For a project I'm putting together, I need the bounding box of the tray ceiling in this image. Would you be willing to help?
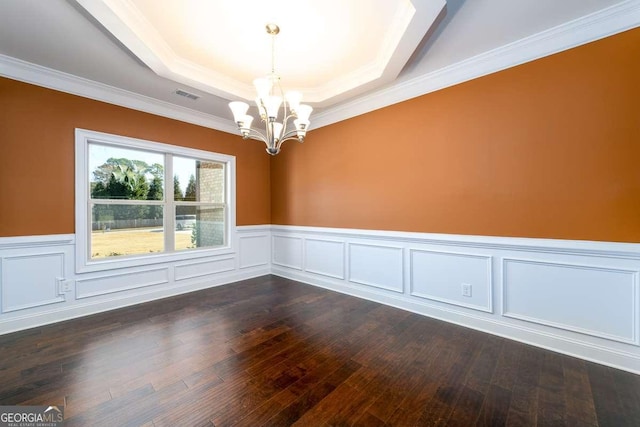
[76,0,445,106]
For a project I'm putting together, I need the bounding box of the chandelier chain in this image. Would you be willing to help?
[271,31,275,76]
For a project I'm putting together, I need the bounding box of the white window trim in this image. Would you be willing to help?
[75,128,236,273]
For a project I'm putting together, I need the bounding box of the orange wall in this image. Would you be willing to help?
[0,78,270,237]
[271,28,640,243]
[2,28,639,242]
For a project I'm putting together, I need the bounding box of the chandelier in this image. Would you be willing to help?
[229,24,313,155]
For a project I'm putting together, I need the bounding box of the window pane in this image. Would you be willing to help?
[91,204,164,258]
[89,143,164,201]
[175,206,225,250]
[174,157,224,203]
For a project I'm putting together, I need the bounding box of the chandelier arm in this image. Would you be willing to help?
[280,116,297,137]
[279,122,290,140]
[282,114,297,124]
[277,135,303,150]
[243,128,268,144]
[280,129,300,140]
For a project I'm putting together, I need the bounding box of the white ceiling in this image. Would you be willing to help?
[74,0,446,105]
[0,0,637,133]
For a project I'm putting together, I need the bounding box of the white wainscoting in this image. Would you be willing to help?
[3,224,640,374]
[238,233,270,269]
[0,226,270,335]
[410,249,493,313]
[272,235,303,270]
[502,258,638,345]
[270,225,640,374]
[305,238,345,280]
[175,257,236,281]
[1,252,67,312]
[76,267,170,299]
[349,243,404,292]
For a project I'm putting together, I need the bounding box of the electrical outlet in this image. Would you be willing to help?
[461,283,472,297]
[57,278,73,295]
[62,281,73,292]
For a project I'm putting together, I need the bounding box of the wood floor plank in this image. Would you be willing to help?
[505,343,543,426]
[587,363,636,427]
[61,388,112,419]
[386,344,460,425]
[611,365,640,425]
[365,356,435,422]
[355,411,390,427]
[464,334,504,395]
[537,352,567,426]
[228,355,347,426]
[446,385,485,426]
[491,341,526,391]
[1,275,639,426]
[291,380,370,426]
[414,358,476,426]
[63,383,157,427]
[476,384,512,427]
[562,357,598,427]
[226,324,292,353]
[267,359,361,426]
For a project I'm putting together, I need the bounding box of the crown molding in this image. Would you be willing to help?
[1,1,638,134]
[311,0,640,129]
[0,53,238,135]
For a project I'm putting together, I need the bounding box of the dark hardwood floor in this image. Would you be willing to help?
[1,275,639,426]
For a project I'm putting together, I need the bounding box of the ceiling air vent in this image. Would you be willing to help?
[174,89,200,100]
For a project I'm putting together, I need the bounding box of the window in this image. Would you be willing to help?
[75,129,236,272]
